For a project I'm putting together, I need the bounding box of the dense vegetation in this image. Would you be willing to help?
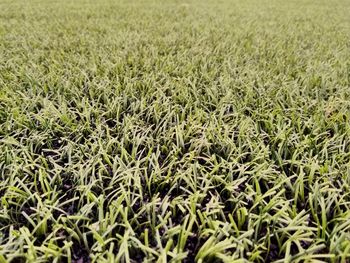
[1,0,350,262]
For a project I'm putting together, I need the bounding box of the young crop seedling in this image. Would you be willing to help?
[1,0,350,262]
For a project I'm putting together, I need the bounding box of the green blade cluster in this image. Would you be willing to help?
[1,0,350,262]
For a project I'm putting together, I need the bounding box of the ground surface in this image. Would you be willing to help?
[1,0,350,262]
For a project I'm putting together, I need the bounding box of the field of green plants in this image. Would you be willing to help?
[1,0,350,262]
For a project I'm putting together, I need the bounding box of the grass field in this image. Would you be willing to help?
[1,0,350,262]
